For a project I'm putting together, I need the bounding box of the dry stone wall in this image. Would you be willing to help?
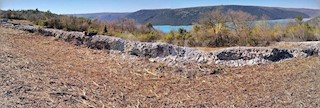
[1,19,319,66]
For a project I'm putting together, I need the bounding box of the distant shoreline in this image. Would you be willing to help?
[154,18,312,33]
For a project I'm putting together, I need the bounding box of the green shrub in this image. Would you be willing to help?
[160,29,193,46]
[3,9,320,48]
[161,31,175,44]
[39,19,49,27]
[137,31,159,42]
[86,26,98,36]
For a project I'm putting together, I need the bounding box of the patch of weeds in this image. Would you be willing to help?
[156,63,166,72]
[211,67,224,74]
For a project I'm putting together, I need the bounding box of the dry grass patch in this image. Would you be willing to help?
[0,27,319,107]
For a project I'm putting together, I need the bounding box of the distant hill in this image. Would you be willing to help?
[71,5,320,25]
[69,12,129,22]
[306,16,320,27]
[280,8,320,17]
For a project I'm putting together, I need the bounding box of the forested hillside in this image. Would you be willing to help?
[69,13,129,22]
[71,5,319,25]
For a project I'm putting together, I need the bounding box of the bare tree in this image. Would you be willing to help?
[226,10,257,37]
[200,9,227,30]
[106,21,118,33]
[116,18,137,33]
[123,19,137,33]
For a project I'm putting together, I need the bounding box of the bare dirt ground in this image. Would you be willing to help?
[0,27,319,107]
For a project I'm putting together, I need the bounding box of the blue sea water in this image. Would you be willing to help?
[153,25,193,33]
[154,18,311,33]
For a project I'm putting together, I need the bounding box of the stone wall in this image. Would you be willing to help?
[1,19,319,66]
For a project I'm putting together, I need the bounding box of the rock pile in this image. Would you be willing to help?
[1,19,319,66]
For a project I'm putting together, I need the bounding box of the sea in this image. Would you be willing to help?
[153,18,311,33]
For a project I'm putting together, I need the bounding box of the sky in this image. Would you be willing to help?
[0,0,319,14]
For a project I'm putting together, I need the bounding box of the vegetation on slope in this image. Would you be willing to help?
[126,5,311,25]
[1,9,319,48]
[161,10,320,47]
[307,16,320,27]
[0,9,161,41]
[69,12,130,22]
[0,27,319,107]
[71,5,319,25]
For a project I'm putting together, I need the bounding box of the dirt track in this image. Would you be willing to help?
[0,27,319,107]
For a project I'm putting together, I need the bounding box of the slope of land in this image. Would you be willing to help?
[71,5,319,25]
[68,12,130,22]
[0,26,320,107]
[126,5,311,25]
[281,8,320,17]
[307,16,320,27]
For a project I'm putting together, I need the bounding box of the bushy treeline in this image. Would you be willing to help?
[1,9,319,48]
[1,9,104,34]
[0,9,161,40]
[161,10,320,47]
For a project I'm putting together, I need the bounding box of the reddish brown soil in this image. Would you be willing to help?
[0,27,319,107]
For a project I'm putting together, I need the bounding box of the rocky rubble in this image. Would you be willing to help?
[1,19,319,66]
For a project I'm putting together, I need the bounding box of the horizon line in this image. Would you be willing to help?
[2,4,319,14]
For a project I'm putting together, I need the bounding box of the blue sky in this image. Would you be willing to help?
[1,0,319,14]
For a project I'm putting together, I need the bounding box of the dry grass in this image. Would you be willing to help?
[11,20,34,25]
[192,47,227,52]
[271,41,320,49]
[0,27,319,107]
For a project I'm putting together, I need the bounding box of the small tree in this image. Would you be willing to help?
[226,10,257,36]
[161,31,175,44]
[295,16,303,25]
[137,31,158,42]
[192,24,200,33]
[0,10,3,18]
[200,9,227,30]
[224,10,257,45]
[118,18,137,33]
[39,19,49,27]
[145,22,154,30]
[103,25,108,34]
[271,23,285,41]
[250,17,274,46]
[86,26,98,36]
